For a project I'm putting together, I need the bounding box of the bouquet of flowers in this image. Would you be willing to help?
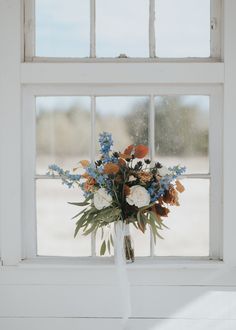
[48,132,186,262]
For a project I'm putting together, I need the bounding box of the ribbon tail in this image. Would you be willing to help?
[114,221,131,329]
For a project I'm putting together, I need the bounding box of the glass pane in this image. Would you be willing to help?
[130,226,150,256]
[154,179,209,256]
[36,96,91,174]
[37,179,91,256]
[35,0,90,57]
[155,0,210,58]
[96,0,149,57]
[154,95,209,173]
[96,96,149,155]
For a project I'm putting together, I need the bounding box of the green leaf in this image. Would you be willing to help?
[72,207,88,220]
[100,240,106,256]
[68,201,90,207]
[83,222,98,236]
[110,234,114,247]
[107,238,111,254]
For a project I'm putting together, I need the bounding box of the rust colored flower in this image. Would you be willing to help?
[118,158,126,166]
[123,144,134,156]
[84,177,96,192]
[124,184,131,196]
[103,163,120,175]
[152,204,170,217]
[176,180,185,193]
[80,160,90,168]
[137,171,153,183]
[134,145,149,159]
[163,185,180,206]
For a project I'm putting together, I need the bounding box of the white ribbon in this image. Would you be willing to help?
[114,221,131,329]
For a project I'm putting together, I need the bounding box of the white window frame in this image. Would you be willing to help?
[23,0,223,62]
[22,83,223,262]
[1,0,236,280]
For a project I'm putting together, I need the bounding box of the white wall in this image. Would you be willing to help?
[1,1,236,330]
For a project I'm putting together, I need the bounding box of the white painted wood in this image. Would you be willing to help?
[24,0,35,60]
[22,84,221,97]
[149,0,156,58]
[2,263,236,286]
[22,90,37,259]
[1,318,236,330]
[90,0,96,58]
[0,284,236,319]
[21,63,224,84]
[223,0,236,265]
[0,0,22,265]
[210,0,223,59]
[91,96,96,257]
[209,86,223,260]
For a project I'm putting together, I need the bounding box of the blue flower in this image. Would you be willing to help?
[48,164,81,188]
[99,132,113,157]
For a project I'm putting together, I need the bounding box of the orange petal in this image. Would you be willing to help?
[118,158,126,166]
[134,145,149,158]
[80,160,90,168]
[124,185,131,196]
[123,145,134,156]
[176,180,185,193]
[103,163,120,175]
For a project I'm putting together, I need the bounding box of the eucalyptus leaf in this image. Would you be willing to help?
[100,240,106,256]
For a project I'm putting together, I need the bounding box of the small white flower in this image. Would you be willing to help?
[158,166,172,177]
[94,188,112,210]
[128,175,136,182]
[126,185,150,208]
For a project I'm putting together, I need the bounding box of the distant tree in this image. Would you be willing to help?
[125,96,209,156]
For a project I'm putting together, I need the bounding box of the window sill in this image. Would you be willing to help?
[17,256,224,270]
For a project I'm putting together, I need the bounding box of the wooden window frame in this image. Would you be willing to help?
[2,0,236,279]
[23,0,223,62]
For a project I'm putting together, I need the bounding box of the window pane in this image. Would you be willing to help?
[96,0,149,57]
[36,96,90,174]
[96,96,149,155]
[37,179,91,256]
[155,0,210,58]
[35,0,90,57]
[155,179,209,256]
[155,95,209,174]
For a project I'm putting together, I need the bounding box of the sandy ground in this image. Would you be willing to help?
[37,157,209,257]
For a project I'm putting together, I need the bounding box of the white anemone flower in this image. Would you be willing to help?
[93,188,112,210]
[126,185,150,208]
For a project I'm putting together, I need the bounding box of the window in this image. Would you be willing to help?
[18,0,223,262]
[22,86,222,260]
[25,0,221,60]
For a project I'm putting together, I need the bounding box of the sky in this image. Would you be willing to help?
[36,0,210,58]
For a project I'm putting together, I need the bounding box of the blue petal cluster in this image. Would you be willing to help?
[99,132,113,162]
[148,183,165,202]
[48,164,81,188]
[168,165,186,178]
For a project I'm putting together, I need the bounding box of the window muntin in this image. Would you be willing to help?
[35,94,211,258]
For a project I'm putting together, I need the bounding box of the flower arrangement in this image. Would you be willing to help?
[48,132,186,262]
